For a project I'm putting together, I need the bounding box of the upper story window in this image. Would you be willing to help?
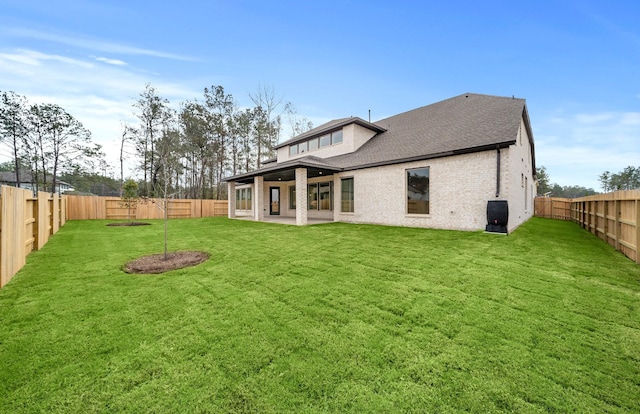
[319,134,331,147]
[331,130,343,144]
[288,128,343,157]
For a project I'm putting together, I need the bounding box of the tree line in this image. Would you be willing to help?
[598,166,640,192]
[1,83,312,199]
[125,83,312,200]
[537,165,640,198]
[0,91,103,194]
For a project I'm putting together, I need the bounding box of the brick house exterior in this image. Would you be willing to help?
[225,93,536,233]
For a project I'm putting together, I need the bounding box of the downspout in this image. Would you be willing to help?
[495,147,501,198]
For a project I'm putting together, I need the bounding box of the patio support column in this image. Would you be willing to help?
[227,181,236,218]
[254,176,264,221]
[295,168,307,226]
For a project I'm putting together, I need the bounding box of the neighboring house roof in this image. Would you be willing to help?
[226,93,535,183]
[0,170,74,188]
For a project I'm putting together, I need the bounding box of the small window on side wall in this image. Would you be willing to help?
[407,167,429,214]
[289,144,298,156]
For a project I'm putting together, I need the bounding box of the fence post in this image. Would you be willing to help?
[635,199,640,264]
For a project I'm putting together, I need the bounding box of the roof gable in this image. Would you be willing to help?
[276,117,386,149]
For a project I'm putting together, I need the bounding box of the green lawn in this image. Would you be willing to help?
[1,217,639,413]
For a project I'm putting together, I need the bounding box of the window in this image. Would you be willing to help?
[341,177,354,212]
[319,182,332,210]
[289,185,296,209]
[290,129,343,156]
[525,177,528,211]
[407,167,429,214]
[236,187,252,210]
[331,130,343,144]
[308,184,318,210]
[319,134,331,147]
[307,182,333,211]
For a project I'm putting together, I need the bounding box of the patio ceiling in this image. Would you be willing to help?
[235,166,341,184]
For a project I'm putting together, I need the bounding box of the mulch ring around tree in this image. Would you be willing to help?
[124,251,210,274]
[107,222,151,227]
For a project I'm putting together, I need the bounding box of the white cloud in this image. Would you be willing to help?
[4,27,195,61]
[95,57,127,66]
[0,47,203,178]
[535,110,640,190]
[0,49,94,68]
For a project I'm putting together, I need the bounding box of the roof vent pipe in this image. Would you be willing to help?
[368,109,371,122]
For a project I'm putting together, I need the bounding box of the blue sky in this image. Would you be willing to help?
[0,0,638,191]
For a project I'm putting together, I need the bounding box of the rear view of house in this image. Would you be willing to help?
[226,93,536,233]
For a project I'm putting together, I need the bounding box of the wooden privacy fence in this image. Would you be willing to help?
[66,195,228,220]
[0,186,66,288]
[571,190,640,264]
[534,197,572,220]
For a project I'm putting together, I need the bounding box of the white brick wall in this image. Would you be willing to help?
[506,119,535,232]
[333,150,512,231]
[277,123,377,163]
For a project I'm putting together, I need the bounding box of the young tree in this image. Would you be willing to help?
[120,178,139,223]
[133,83,171,196]
[154,125,183,259]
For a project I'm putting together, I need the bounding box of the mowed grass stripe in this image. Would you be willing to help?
[1,217,639,413]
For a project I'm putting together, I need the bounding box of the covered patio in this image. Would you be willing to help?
[226,157,343,226]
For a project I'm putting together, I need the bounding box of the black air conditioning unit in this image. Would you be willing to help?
[486,200,508,234]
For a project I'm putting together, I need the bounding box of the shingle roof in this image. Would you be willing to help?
[326,93,529,169]
[225,93,534,181]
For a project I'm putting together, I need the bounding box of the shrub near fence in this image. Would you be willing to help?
[65,195,228,220]
[0,186,65,288]
[571,190,640,264]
